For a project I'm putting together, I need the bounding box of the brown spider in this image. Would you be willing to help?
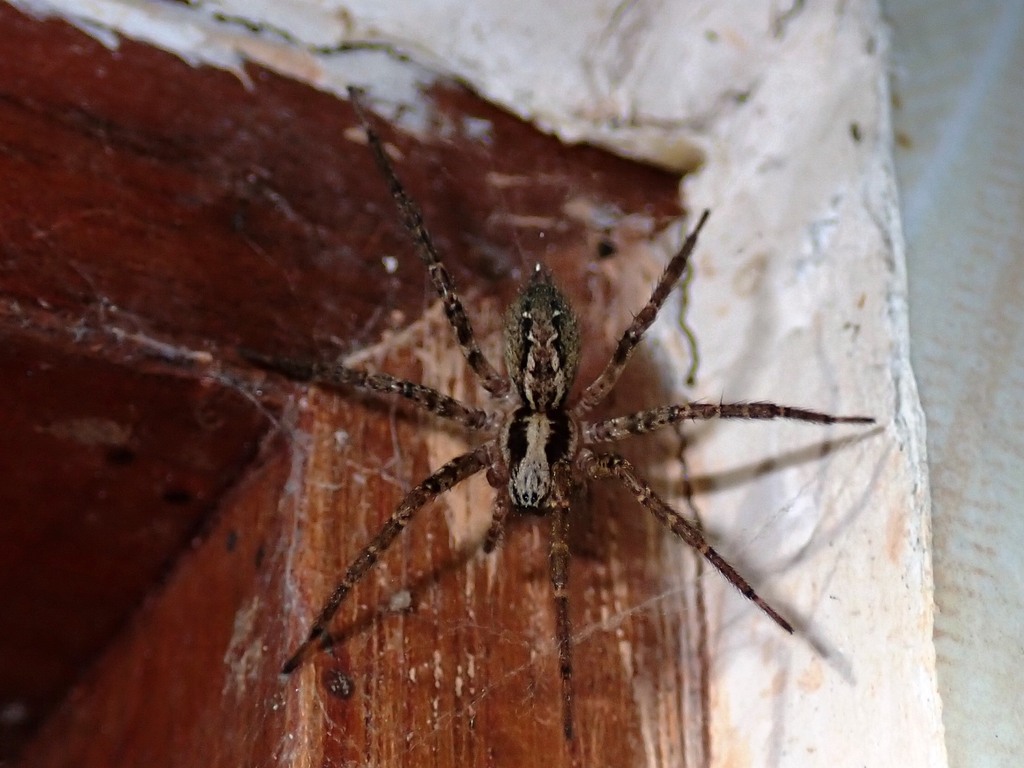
[245,87,874,740]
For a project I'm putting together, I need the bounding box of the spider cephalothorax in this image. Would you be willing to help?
[501,268,582,512]
[503,266,581,412]
[246,87,873,740]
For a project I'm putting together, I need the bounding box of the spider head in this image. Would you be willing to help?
[503,266,581,411]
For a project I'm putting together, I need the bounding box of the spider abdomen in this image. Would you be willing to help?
[502,407,580,512]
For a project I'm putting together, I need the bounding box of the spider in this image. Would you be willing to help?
[245,87,874,740]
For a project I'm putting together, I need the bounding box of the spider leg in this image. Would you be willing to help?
[481,451,512,553]
[282,443,490,674]
[482,492,511,554]
[574,209,710,415]
[583,450,793,634]
[586,401,874,442]
[347,87,510,399]
[242,349,489,429]
[548,467,575,740]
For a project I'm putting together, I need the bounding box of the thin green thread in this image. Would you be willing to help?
[677,261,700,387]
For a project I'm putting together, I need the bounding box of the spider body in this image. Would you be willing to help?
[247,87,874,740]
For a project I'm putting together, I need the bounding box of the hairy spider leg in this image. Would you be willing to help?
[483,458,513,553]
[549,489,575,740]
[574,209,710,415]
[347,86,510,398]
[586,401,874,443]
[241,349,488,430]
[282,445,490,673]
[583,450,794,632]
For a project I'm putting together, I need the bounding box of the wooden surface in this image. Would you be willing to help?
[0,5,706,765]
